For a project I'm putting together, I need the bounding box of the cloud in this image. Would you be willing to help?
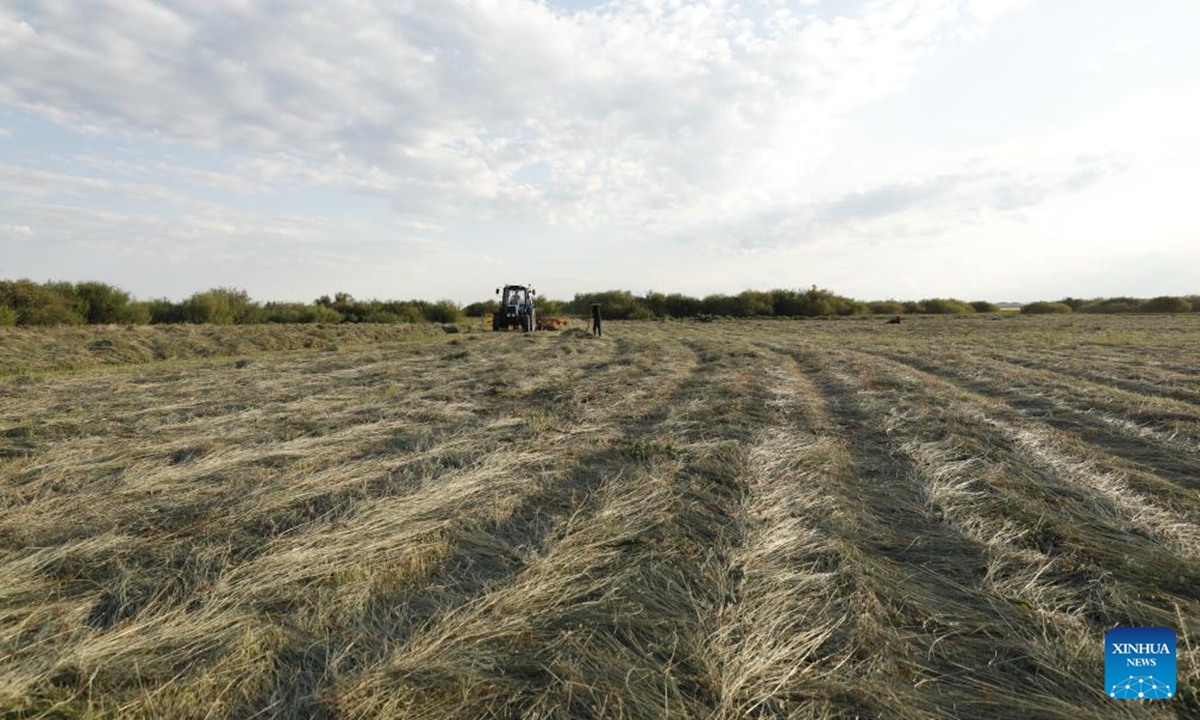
[0,0,1021,234]
[0,162,229,219]
[688,146,1136,254]
[74,156,274,196]
[1,223,33,240]
[0,194,487,300]
[823,177,962,224]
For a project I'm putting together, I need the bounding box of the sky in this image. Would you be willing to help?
[1,0,1198,303]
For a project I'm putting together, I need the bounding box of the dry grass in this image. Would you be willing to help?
[0,323,452,380]
[1,317,1197,718]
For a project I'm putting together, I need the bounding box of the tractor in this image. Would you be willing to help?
[493,285,537,332]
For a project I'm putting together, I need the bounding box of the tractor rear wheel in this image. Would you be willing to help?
[492,314,501,332]
[521,314,531,333]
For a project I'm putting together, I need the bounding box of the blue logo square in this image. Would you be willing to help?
[1105,627,1176,699]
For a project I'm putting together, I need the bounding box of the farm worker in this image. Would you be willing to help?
[591,303,602,337]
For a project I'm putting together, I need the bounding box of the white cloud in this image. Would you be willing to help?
[1,223,33,240]
[0,0,1015,233]
[73,156,274,195]
[0,163,206,206]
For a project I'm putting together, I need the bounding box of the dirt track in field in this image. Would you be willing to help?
[1,317,1197,718]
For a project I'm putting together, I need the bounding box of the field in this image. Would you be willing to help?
[1,316,1197,719]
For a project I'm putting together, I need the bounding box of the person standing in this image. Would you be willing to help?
[591,303,602,337]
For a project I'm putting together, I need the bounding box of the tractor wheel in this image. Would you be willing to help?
[529,311,537,332]
[492,315,501,332]
[521,315,531,333]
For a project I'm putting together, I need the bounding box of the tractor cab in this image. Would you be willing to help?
[493,284,537,332]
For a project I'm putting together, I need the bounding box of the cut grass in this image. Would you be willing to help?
[1,316,1197,718]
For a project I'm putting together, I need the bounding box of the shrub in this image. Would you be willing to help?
[969,301,998,313]
[182,291,233,324]
[868,300,906,315]
[146,298,187,324]
[19,299,86,326]
[839,301,871,316]
[74,281,132,324]
[700,294,738,317]
[627,305,655,320]
[310,305,344,323]
[736,290,775,317]
[463,300,499,317]
[1140,296,1192,313]
[182,288,260,324]
[570,291,642,319]
[1021,301,1073,314]
[800,287,842,317]
[918,298,974,314]
[662,293,702,317]
[123,302,152,325]
[263,302,344,324]
[538,298,567,317]
[318,292,424,323]
[1080,297,1141,313]
[0,280,85,326]
[379,302,424,323]
[643,292,669,318]
[422,299,462,324]
[0,306,16,327]
[764,286,865,317]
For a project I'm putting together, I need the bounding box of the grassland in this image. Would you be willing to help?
[1,315,1197,719]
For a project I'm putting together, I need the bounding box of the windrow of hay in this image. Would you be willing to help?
[711,357,860,718]
[870,347,1200,491]
[979,347,1200,406]
[847,349,1200,557]
[0,323,450,378]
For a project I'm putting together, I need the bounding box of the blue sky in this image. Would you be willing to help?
[1,0,1198,303]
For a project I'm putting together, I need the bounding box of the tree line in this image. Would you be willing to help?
[0,279,1196,327]
[0,282,461,327]
[1019,296,1197,314]
[519,288,999,320]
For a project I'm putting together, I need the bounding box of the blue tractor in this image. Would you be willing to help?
[493,284,537,332]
